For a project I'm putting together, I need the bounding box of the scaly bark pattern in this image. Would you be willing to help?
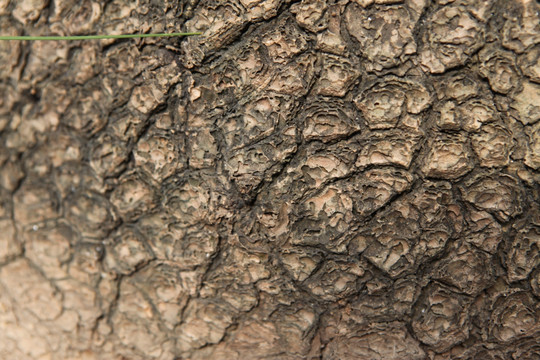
[0,0,539,359]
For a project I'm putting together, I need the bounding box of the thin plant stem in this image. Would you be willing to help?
[0,32,202,41]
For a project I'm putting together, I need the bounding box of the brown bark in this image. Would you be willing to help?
[0,0,539,359]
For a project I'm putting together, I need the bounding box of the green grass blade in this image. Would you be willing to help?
[0,32,202,41]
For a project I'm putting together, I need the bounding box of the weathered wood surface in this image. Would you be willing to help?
[0,0,539,359]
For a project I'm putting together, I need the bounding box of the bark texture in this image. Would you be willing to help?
[1,0,540,359]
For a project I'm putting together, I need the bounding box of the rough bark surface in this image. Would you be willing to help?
[0,0,539,359]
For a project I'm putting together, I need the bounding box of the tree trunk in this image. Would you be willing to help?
[1,0,539,359]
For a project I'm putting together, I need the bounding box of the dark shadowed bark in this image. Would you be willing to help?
[1,0,539,359]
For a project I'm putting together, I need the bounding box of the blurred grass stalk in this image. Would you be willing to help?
[0,32,201,41]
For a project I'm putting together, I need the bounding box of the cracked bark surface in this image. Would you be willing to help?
[0,0,539,359]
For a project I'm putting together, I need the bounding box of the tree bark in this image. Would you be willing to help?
[1,0,539,359]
